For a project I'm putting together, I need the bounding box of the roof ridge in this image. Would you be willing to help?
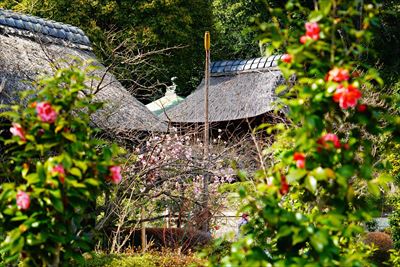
[0,8,91,49]
[211,55,282,74]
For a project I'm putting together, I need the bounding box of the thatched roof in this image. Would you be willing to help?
[160,56,286,123]
[0,9,167,134]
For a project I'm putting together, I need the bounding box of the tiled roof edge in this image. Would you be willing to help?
[0,9,91,49]
[211,55,282,74]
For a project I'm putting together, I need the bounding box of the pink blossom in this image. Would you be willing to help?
[109,166,122,184]
[317,133,341,150]
[305,22,320,40]
[293,152,306,168]
[36,102,57,123]
[333,84,362,109]
[300,22,320,44]
[10,123,26,142]
[326,68,350,82]
[16,190,30,210]
[52,164,65,184]
[281,54,293,63]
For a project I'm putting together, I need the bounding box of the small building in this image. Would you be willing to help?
[159,56,287,135]
[146,77,185,116]
[0,9,167,137]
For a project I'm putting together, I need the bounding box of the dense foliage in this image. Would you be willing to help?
[0,66,122,265]
[389,196,400,249]
[0,0,213,99]
[215,0,400,266]
[0,1,398,101]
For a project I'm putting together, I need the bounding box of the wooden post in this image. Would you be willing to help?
[203,31,211,232]
[140,208,146,252]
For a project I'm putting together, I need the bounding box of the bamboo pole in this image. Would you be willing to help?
[203,31,210,232]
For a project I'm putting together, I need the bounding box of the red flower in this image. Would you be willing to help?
[357,104,367,112]
[293,152,306,168]
[305,22,320,40]
[317,133,341,150]
[10,123,26,142]
[109,166,122,184]
[300,35,308,44]
[36,102,57,123]
[52,164,65,184]
[280,175,289,195]
[333,84,362,109]
[326,67,350,82]
[16,190,30,210]
[281,54,293,63]
[300,22,320,44]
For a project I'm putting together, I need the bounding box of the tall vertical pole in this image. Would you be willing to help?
[203,31,210,232]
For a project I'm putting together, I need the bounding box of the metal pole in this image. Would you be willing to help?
[203,31,210,231]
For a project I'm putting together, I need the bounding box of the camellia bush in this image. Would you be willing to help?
[0,66,123,265]
[215,0,400,266]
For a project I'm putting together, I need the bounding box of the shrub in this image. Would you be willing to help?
[217,0,400,266]
[82,251,204,267]
[364,232,394,265]
[0,65,123,265]
[389,198,400,249]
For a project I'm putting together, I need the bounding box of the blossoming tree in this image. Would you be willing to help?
[217,0,400,266]
[0,66,122,265]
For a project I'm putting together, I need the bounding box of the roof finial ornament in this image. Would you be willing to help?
[166,76,177,95]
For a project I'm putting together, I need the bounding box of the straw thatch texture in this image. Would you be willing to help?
[0,10,167,134]
[160,68,285,123]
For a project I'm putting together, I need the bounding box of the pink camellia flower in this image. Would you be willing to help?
[300,22,320,43]
[16,190,30,210]
[357,104,367,112]
[36,102,57,123]
[317,133,341,150]
[333,84,362,109]
[52,164,65,184]
[10,123,26,142]
[326,68,350,82]
[281,54,293,63]
[293,152,306,168]
[280,175,289,195]
[109,166,122,184]
[305,22,320,40]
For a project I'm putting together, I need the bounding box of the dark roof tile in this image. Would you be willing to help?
[0,8,91,48]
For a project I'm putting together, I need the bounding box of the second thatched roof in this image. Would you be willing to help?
[160,56,286,123]
[0,9,167,134]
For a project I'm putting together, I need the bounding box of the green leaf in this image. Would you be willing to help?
[51,196,64,213]
[305,175,317,193]
[84,178,100,187]
[10,236,24,255]
[319,0,332,16]
[62,132,77,142]
[337,165,355,179]
[287,168,307,183]
[69,167,82,178]
[73,160,88,173]
[25,173,40,184]
[36,162,46,183]
[367,182,380,197]
[310,231,328,252]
